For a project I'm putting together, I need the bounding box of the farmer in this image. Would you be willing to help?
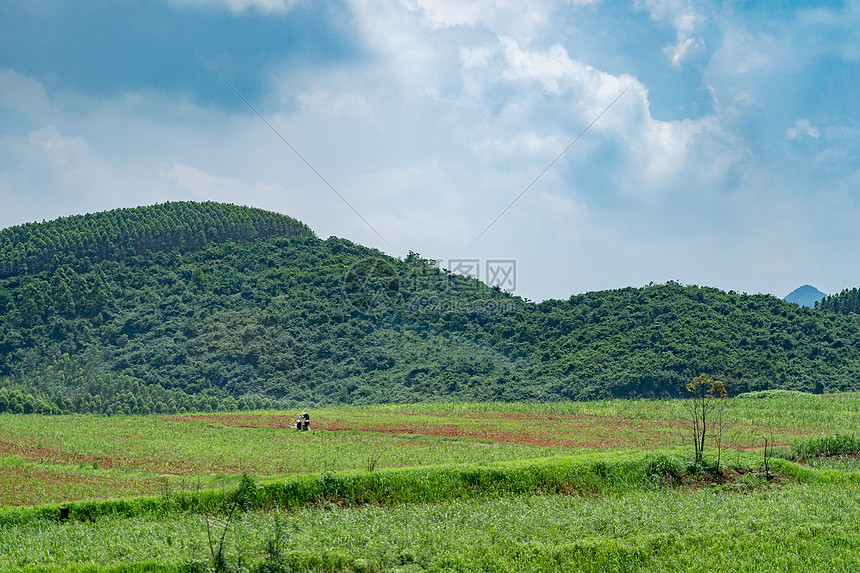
[302,411,310,431]
[295,417,302,430]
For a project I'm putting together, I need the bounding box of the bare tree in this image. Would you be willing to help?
[686,373,727,464]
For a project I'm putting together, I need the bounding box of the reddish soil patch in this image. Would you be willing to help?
[159,412,685,449]
[158,413,300,429]
[316,422,591,448]
[0,438,251,476]
[0,440,123,470]
[155,412,803,450]
[1,465,162,506]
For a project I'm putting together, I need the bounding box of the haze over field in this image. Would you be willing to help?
[2,0,859,301]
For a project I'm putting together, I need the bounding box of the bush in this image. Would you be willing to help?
[643,452,685,485]
[736,390,814,399]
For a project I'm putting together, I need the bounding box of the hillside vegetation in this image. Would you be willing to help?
[1,201,859,414]
[818,287,860,315]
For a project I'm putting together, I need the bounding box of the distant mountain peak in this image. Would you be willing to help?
[785,285,827,308]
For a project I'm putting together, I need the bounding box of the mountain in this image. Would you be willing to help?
[784,285,827,308]
[2,202,860,415]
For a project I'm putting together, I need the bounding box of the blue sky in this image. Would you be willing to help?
[1,0,858,302]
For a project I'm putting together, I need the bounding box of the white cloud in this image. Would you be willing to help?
[406,0,554,39]
[664,33,704,69]
[161,163,243,198]
[169,0,300,13]
[786,118,821,140]
[413,0,505,28]
[0,124,171,226]
[464,37,735,193]
[709,27,777,76]
[469,130,566,160]
[0,69,52,118]
[487,37,639,121]
[26,125,100,177]
[160,162,300,206]
[635,0,705,67]
[346,0,446,92]
[294,85,375,120]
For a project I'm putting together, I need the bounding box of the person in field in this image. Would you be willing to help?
[302,411,310,431]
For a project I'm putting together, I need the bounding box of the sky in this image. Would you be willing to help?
[1,0,859,302]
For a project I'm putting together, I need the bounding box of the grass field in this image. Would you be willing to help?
[1,393,860,571]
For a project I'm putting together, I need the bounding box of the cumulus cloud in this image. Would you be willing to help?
[664,11,705,67]
[161,163,245,198]
[345,0,448,92]
[461,36,735,193]
[3,0,858,299]
[412,0,509,28]
[25,125,100,177]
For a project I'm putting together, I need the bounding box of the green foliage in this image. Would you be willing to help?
[643,451,685,486]
[3,202,860,409]
[0,374,283,416]
[817,287,860,314]
[735,389,814,399]
[205,473,261,571]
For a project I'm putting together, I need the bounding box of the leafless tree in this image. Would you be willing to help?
[686,373,728,464]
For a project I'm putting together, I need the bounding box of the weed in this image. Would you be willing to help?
[205,473,260,571]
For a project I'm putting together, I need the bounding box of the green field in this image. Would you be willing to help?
[2,394,860,572]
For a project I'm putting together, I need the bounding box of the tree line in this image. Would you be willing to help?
[817,288,860,315]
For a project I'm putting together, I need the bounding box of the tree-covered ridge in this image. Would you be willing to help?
[515,283,860,398]
[0,201,313,279]
[817,288,860,315]
[0,229,522,413]
[2,202,860,414]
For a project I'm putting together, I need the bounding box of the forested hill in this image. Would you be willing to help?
[2,201,860,415]
[0,201,312,279]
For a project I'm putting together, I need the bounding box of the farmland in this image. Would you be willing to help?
[2,393,860,571]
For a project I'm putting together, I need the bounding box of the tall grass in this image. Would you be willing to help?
[329,393,860,437]
[0,450,693,528]
[792,433,860,459]
[5,446,855,531]
[4,482,860,572]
